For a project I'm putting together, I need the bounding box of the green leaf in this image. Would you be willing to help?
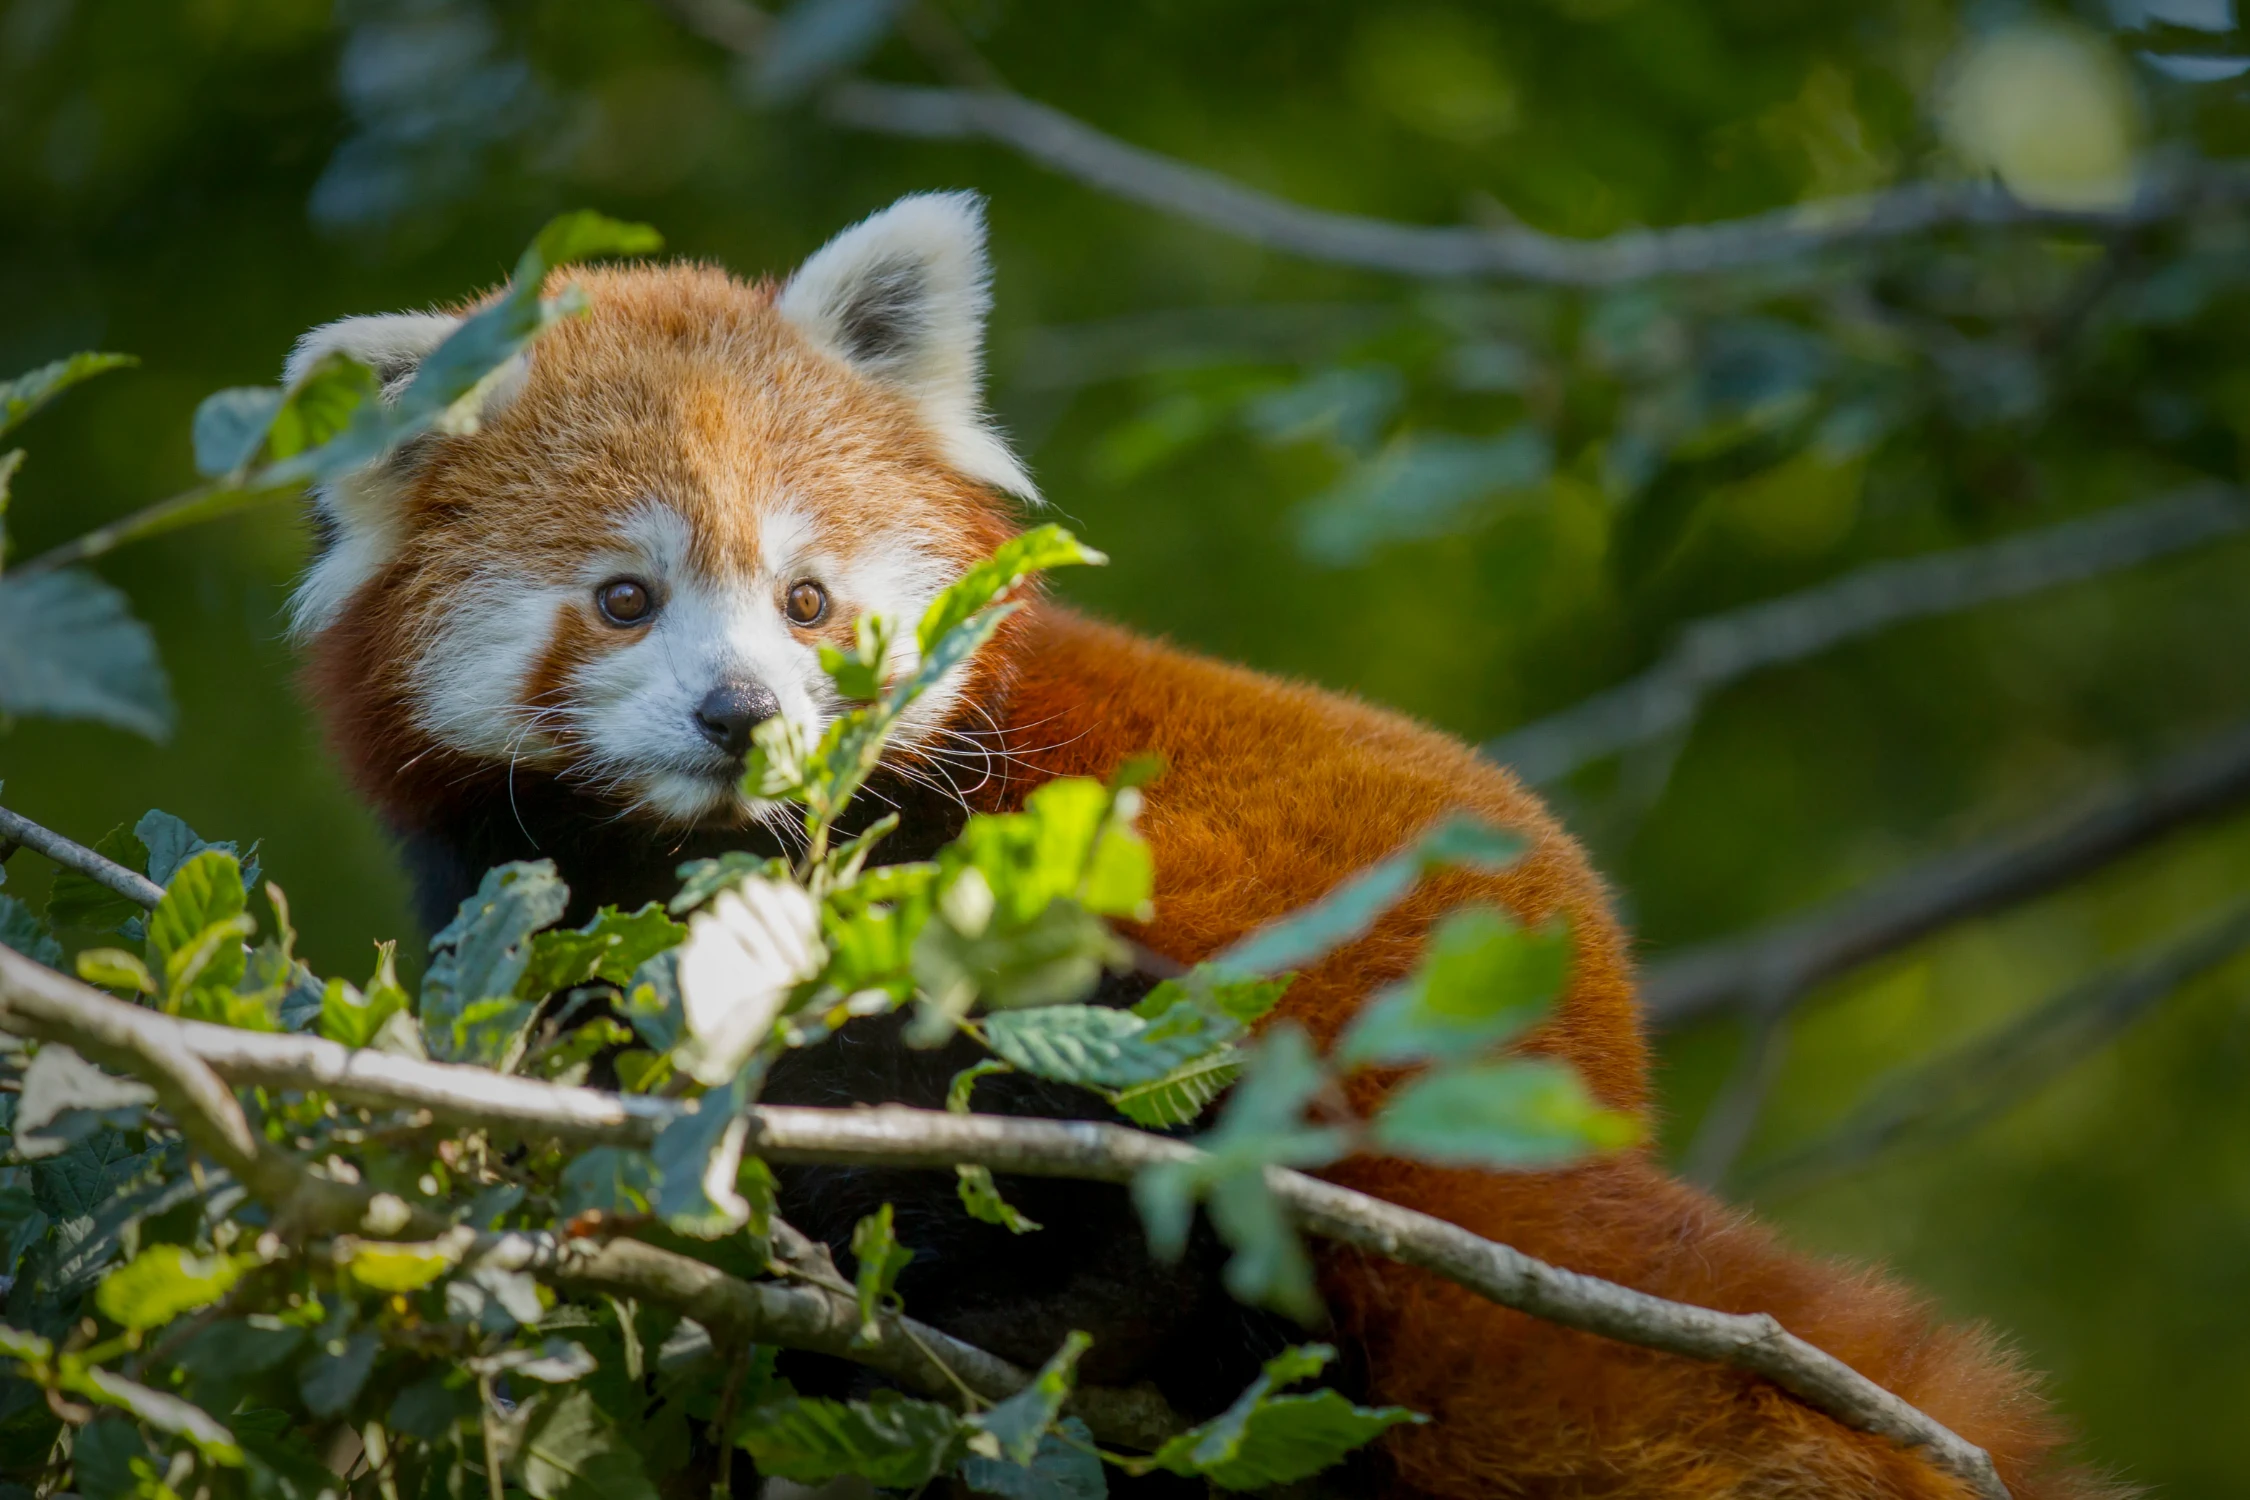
[916,524,1106,658]
[0,353,135,441]
[734,1392,964,1489]
[959,1418,1106,1500]
[850,1204,914,1343]
[135,809,258,891]
[15,1043,152,1157]
[74,947,155,994]
[558,1146,658,1219]
[1130,1027,1347,1323]
[95,1245,258,1331]
[912,896,1125,1038]
[421,861,568,1063]
[518,902,686,1000]
[0,895,62,969]
[1148,1344,1422,1490]
[983,1003,1230,1088]
[0,570,172,740]
[956,1166,1042,1234]
[670,850,787,913]
[384,213,662,449]
[817,613,896,702]
[70,1416,153,1500]
[517,1387,659,1500]
[1208,817,1524,981]
[44,824,149,931]
[1336,909,1570,1068]
[262,353,383,463]
[1107,1050,1244,1129]
[320,943,410,1048]
[1368,1059,1640,1168]
[648,1066,758,1237]
[301,1330,378,1418]
[147,849,249,994]
[339,1242,458,1294]
[191,387,285,477]
[967,1332,1088,1466]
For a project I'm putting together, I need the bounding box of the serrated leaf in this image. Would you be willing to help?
[1336,909,1570,1068]
[1149,1344,1422,1489]
[0,353,135,440]
[44,823,149,931]
[967,1332,1088,1465]
[916,525,1106,658]
[1107,1050,1244,1129]
[960,1418,1106,1500]
[516,1387,658,1500]
[734,1392,963,1489]
[982,1003,1229,1088]
[14,1043,152,1158]
[518,902,686,1001]
[421,861,568,1063]
[0,894,62,968]
[1368,1059,1640,1168]
[96,1245,258,1331]
[147,848,248,994]
[0,570,172,740]
[558,1146,657,1219]
[671,850,789,914]
[649,1066,759,1237]
[850,1204,913,1343]
[320,942,409,1049]
[136,809,258,890]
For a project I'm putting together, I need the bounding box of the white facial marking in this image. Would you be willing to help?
[412,573,573,759]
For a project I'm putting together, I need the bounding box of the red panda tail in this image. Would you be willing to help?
[1320,1153,2128,1500]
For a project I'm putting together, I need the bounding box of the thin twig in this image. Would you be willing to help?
[1644,721,2250,1028]
[0,946,2006,1498]
[0,804,164,909]
[1740,902,2250,1197]
[1487,487,2250,784]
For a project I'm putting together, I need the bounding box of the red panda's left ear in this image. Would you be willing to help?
[776,191,1040,504]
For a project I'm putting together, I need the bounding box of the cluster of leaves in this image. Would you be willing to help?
[0,213,1632,1500]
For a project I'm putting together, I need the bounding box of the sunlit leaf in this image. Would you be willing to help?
[96,1245,259,1331]
[1335,908,1569,1068]
[1147,1344,1422,1489]
[850,1203,914,1343]
[915,525,1106,658]
[1368,1059,1640,1168]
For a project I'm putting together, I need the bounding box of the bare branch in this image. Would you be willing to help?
[1488,487,2250,785]
[1645,722,2250,1028]
[0,803,164,909]
[0,946,2006,1498]
[1738,902,2250,1197]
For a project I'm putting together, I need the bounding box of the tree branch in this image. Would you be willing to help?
[0,803,164,909]
[652,0,2248,289]
[0,944,2006,1498]
[1486,487,2250,785]
[1644,721,2250,1028]
[1736,901,2250,1197]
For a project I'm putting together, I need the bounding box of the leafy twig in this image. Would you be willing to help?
[0,802,165,908]
[0,945,2007,1498]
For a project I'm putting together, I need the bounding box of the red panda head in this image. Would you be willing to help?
[289,193,1032,833]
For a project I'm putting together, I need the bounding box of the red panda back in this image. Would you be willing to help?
[978,603,2121,1500]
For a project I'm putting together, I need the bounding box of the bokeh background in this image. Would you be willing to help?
[8,0,2250,1488]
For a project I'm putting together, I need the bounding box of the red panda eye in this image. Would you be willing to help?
[784,581,828,626]
[596,579,654,626]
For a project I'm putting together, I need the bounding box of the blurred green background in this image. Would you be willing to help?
[8,0,2250,1488]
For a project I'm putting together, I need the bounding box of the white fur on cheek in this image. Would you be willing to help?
[288,468,411,640]
[410,577,572,759]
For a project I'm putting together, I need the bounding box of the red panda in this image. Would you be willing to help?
[288,193,2120,1499]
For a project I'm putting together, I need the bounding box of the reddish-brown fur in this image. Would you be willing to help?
[301,263,2121,1498]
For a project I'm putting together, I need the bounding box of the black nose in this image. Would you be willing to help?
[694,682,782,756]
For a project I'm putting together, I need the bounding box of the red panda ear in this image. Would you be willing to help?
[776,191,1040,503]
[281,312,471,643]
[286,312,464,396]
